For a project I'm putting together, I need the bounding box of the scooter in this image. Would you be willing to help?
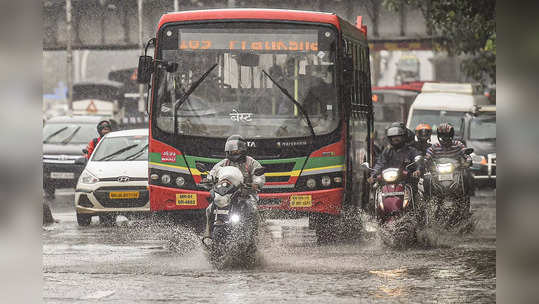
[197,163,264,269]
[362,156,423,248]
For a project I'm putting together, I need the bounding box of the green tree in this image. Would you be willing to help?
[383,0,496,84]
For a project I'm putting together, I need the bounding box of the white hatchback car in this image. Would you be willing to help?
[75,129,149,226]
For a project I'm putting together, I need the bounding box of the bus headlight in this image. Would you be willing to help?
[436,163,454,174]
[150,174,159,180]
[175,176,185,187]
[333,177,342,183]
[161,174,171,184]
[306,178,316,189]
[321,176,331,187]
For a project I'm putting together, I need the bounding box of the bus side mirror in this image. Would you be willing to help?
[137,55,154,84]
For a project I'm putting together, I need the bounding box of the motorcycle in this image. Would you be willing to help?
[197,163,264,269]
[424,148,474,230]
[362,156,423,248]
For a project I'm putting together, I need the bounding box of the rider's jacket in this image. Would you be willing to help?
[371,144,422,177]
[425,140,471,165]
[412,141,431,156]
[208,156,265,189]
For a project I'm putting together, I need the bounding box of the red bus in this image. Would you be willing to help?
[137,9,374,241]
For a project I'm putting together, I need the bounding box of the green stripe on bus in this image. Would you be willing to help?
[303,156,345,169]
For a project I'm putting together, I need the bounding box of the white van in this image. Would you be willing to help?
[406,82,490,143]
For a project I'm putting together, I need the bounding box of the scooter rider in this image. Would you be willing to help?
[204,135,265,238]
[413,123,433,156]
[424,123,474,195]
[367,123,422,185]
[84,120,112,159]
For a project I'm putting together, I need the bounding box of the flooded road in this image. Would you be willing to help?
[43,190,495,303]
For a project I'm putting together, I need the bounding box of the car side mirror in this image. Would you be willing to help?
[137,55,154,84]
[196,163,208,173]
[253,167,265,176]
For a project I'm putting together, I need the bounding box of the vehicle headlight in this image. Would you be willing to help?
[175,176,185,187]
[79,170,99,184]
[306,178,316,189]
[321,176,331,187]
[471,153,487,165]
[436,163,454,174]
[230,214,240,224]
[161,174,171,184]
[382,169,399,182]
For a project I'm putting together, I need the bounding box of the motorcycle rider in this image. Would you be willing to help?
[424,122,474,195]
[204,135,266,238]
[84,120,112,159]
[367,123,422,185]
[413,123,433,156]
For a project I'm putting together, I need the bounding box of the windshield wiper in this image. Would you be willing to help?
[173,63,218,134]
[262,70,315,140]
[97,144,138,161]
[123,144,148,161]
[43,127,68,143]
[60,126,81,144]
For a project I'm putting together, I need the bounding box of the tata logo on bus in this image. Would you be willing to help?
[246,141,256,148]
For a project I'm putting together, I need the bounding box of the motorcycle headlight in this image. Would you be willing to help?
[79,170,99,184]
[382,169,399,182]
[436,163,454,174]
[230,214,240,224]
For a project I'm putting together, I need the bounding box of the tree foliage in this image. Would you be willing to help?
[383,0,496,84]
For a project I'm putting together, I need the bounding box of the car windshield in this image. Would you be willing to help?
[91,135,148,161]
[408,110,466,134]
[43,123,96,144]
[470,116,496,140]
[154,22,338,139]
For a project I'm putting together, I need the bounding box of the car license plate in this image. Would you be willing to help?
[438,174,453,181]
[109,191,139,199]
[176,193,197,206]
[290,195,312,208]
[50,172,75,179]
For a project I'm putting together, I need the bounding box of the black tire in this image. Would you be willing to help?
[99,214,116,226]
[77,213,92,226]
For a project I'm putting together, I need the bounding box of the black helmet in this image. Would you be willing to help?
[386,122,407,149]
[437,123,454,146]
[415,123,432,142]
[225,135,247,162]
[97,120,112,137]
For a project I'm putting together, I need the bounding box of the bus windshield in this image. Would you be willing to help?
[154,23,338,139]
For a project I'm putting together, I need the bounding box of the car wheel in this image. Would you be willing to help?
[99,214,116,226]
[77,213,92,226]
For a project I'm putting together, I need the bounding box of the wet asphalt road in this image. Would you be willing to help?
[43,189,495,303]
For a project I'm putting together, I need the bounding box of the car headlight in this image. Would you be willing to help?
[382,169,399,182]
[79,170,99,184]
[436,163,454,174]
[471,153,487,165]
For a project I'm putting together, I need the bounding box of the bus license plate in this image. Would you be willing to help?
[50,172,74,179]
[176,193,197,206]
[290,195,312,208]
[438,174,453,181]
[109,191,139,199]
